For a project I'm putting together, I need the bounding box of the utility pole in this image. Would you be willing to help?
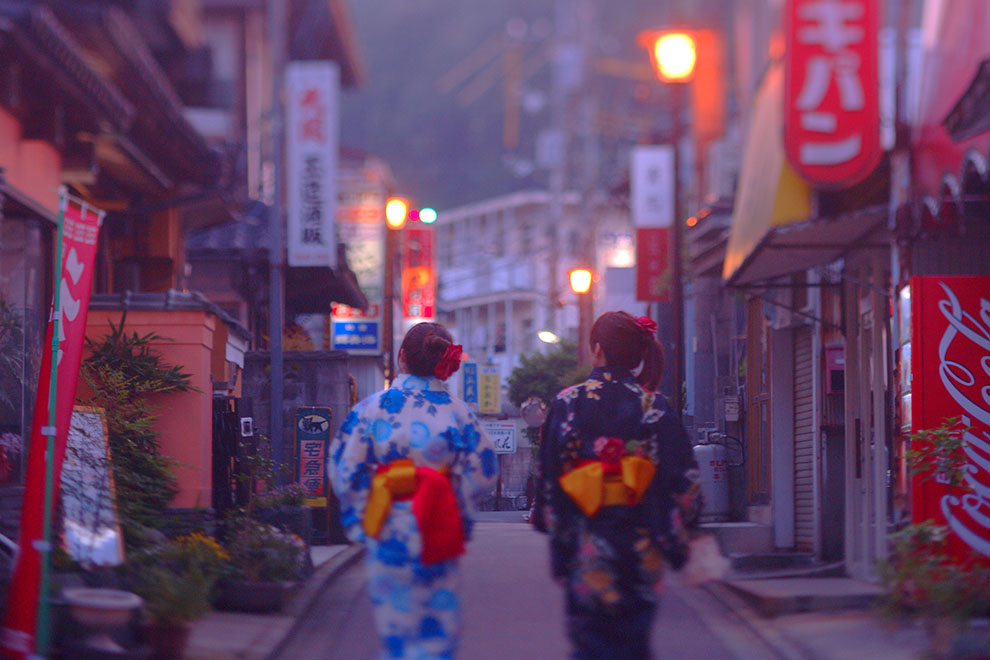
[268,0,286,478]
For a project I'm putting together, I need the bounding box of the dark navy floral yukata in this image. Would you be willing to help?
[536,366,700,659]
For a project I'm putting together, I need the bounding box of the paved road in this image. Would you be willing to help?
[275,514,785,659]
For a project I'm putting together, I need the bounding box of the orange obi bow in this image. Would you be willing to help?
[558,456,656,517]
[363,459,465,564]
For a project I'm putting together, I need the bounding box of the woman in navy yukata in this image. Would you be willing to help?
[330,322,498,660]
[535,311,701,660]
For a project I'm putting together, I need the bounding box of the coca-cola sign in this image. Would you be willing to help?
[911,276,990,559]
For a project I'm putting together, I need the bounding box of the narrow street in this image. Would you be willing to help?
[274,514,786,660]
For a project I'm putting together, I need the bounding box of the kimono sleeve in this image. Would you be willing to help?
[656,407,702,532]
[449,410,499,519]
[328,400,376,543]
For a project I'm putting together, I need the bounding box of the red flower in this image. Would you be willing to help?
[593,436,625,464]
[635,316,658,335]
[434,344,463,380]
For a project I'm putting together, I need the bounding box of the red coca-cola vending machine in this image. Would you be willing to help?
[910,276,990,561]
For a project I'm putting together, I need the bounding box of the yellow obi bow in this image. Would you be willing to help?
[363,459,453,539]
[558,456,656,517]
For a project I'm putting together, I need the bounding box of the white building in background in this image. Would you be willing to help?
[433,189,637,403]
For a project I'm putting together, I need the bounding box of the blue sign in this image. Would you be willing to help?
[332,321,380,352]
[462,362,479,406]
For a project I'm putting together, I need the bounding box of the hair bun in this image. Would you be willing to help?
[425,334,450,354]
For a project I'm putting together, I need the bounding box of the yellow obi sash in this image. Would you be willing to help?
[558,456,656,517]
[363,459,451,539]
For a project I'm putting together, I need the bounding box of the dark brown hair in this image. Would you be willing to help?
[399,322,454,377]
[638,337,665,392]
[589,310,659,374]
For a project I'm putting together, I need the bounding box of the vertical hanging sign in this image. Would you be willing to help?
[295,407,332,508]
[784,0,881,187]
[911,276,990,562]
[2,193,104,659]
[402,227,435,319]
[286,61,339,268]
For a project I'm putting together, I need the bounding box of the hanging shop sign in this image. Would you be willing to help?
[784,0,881,187]
[286,60,339,268]
[635,227,672,302]
[461,362,479,411]
[479,364,500,415]
[402,227,435,319]
[910,276,990,561]
[630,145,675,227]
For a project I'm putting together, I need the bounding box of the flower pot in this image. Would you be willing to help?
[141,620,191,660]
[213,580,288,613]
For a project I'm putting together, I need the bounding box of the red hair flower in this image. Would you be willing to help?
[434,344,463,380]
[635,316,658,335]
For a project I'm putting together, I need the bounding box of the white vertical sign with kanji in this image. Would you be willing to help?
[286,61,339,267]
[630,145,675,227]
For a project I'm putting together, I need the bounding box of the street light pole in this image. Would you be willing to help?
[268,0,286,477]
[641,30,695,417]
[670,82,686,417]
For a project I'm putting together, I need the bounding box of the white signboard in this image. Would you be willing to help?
[482,420,516,455]
[286,60,339,267]
[631,145,675,227]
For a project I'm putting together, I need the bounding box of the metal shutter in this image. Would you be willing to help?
[793,325,815,552]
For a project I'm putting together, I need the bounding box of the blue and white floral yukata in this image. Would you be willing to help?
[330,374,499,660]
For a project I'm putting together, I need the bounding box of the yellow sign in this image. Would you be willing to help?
[479,365,500,414]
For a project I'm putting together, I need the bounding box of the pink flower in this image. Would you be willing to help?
[593,436,625,464]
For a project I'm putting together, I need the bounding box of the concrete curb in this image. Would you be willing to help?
[700,582,812,660]
[263,543,365,660]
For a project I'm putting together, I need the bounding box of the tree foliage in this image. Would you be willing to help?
[506,339,588,408]
[81,316,197,547]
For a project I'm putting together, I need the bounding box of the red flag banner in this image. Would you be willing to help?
[1,198,103,658]
[910,276,990,563]
[635,227,671,302]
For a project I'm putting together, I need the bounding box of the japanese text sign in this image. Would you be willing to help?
[461,362,479,410]
[481,421,516,454]
[635,227,672,302]
[286,61,339,268]
[479,365,500,415]
[910,276,990,562]
[784,0,881,187]
[630,145,675,227]
[402,227,435,319]
[295,407,332,507]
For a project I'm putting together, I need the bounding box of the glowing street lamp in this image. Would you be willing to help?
[538,330,560,344]
[385,197,408,230]
[637,29,696,413]
[569,268,593,295]
[651,32,697,82]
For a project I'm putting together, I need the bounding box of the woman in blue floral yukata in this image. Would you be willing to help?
[330,321,498,660]
[535,311,701,660]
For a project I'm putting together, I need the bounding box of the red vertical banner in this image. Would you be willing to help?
[1,199,103,658]
[910,276,990,562]
[402,227,435,319]
[635,227,671,302]
[784,0,882,187]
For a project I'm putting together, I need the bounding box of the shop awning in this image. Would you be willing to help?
[724,206,889,286]
[723,62,814,285]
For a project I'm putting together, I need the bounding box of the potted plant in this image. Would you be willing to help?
[123,532,229,660]
[878,418,990,659]
[214,518,308,613]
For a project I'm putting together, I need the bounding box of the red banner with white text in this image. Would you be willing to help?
[910,276,990,563]
[1,201,103,658]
